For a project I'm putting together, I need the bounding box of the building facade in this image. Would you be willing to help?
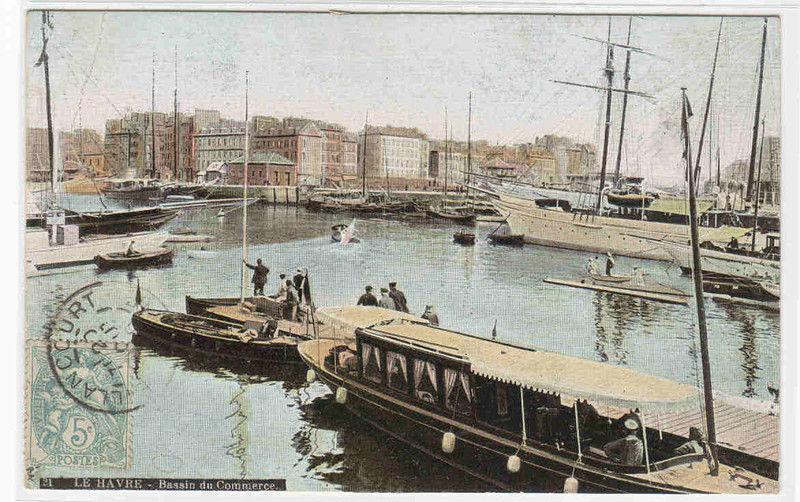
[251,120,323,185]
[226,152,297,186]
[59,128,104,179]
[360,125,429,180]
[194,127,246,174]
[26,127,51,182]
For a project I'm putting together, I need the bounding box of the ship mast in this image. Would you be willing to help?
[745,18,768,203]
[361,111,369,198]
[467,92,473,211]
[750,118,765,252]
[151,53,157,179]
[35,12,56,194]
[612,17,632,187]
[693,18,724,189]
[681,88,719,476]
[173,45,179,180]
[240,71,250,305]
[443,106,449,206]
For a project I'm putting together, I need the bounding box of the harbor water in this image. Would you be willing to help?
[25,197,780,491]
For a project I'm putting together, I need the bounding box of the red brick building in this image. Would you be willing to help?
[226,152,296,186]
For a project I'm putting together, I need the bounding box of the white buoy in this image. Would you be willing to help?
[563,476,579,493]
[506,454,521,473]
[306,369,316,384]
[441,432,456,454]
[335,386,347,404]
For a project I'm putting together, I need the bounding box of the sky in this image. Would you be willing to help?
[24,11,781,183]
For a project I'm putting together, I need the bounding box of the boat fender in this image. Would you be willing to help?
[335,387,348,404]
[563,476,579,493]
[441,432,456,454]
[306,369,317,384]
[506,454,521,473]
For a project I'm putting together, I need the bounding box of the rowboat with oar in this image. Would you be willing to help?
[298,312,776,493]
[94,246,174,270]
[544,274,689,305]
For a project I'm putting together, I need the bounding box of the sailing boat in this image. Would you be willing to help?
[25,12,169,275]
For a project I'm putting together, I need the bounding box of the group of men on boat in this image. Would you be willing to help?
[244,258,312,321]
[586,252,616,276]
[355,282,440,325]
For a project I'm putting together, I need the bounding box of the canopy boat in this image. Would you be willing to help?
[132,309,305,362]
[298,316,776,493]
[101,178,169,201]
[700,271,779,304]
[488,233,525,246]
[606,191,657,208]
[331,222,360,243]
[94,246,173,270]
[453,230,475,245]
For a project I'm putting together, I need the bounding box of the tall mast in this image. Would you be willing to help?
[382,134,390,198]
[612,17,632,187]
[240,71,250,304]
[36,12,56,193]
[750,118,765,252]
[681,88,719,476]
[745,18,768,202]
[173,45,179,180]
[361,111,369,198]
[467,92,474,210]
[596,17,615,213]
[151,53,156,179]
[693,18,724,189]
[443,107,449,204]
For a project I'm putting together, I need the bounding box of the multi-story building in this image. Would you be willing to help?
[193,109,221,133]
[251,119,323,185]
[318,122,358,181]
[104,115,147,178]
[59,128,104,179]
[226,152,297,186]
[717,136,781,208]
[26,127,51,182]
[360,125,429,180]
[193,126,245,174]
[164,113,195,181]
[428,140,468,183]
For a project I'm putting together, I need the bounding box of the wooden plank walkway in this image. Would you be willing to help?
[616,400,779,463]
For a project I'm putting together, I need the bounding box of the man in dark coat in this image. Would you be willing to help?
[357,286,378,306]
[244,259,269,296]
[293,268,311,304]
[388,282,409,313]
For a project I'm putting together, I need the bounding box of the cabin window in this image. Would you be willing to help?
[496,382,509,416]
[386,351,408,392]
[444,368,472,415]
[412,359,438,404]
[361,342,382,384]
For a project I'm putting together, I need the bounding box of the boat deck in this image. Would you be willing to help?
[606,399,779,468]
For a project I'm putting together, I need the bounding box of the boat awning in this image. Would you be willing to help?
[367,321,700,413]
[701,225,752,243]
[646,198,714,216]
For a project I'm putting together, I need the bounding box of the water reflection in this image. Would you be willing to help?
[292,394,490,492]
[714,299,764,398]
[225,382,250,479]
[591,292,664,365]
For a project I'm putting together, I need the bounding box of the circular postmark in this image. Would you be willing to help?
[43,280,166,414]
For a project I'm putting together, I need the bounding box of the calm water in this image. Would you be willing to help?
[25,196,780,491]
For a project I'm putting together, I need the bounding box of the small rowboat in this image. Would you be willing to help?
[185,294,291,321]
[544,274,689,305]
[131,309,304,362]
[453,231,475,245]
[487,233,524,246]
[331,223,360,243]
[426,208,476,225]
[94,246,173,270]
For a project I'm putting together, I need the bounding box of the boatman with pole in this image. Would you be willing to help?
[605,251,616,276]
[244,259,269,296]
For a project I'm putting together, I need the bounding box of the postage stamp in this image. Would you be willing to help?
[24,340,132,480]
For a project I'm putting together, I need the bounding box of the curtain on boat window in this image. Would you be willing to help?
[444,368,472,415]
[386,351,407,392]
[413,359,438,403]
[362,342,382,384]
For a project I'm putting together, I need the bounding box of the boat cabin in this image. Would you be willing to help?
[327,321,707,476]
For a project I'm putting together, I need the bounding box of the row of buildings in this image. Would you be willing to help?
[27,107,604,187]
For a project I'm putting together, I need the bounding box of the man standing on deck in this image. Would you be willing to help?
[244,259,269,296]
[605,252,615,276]
[357,286,378,306]
[388,282,409,313]
[378,288,396,310]
[421,305,439,326]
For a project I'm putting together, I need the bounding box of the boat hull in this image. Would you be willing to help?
[132,310,301,363]
[94,247,173,270]
[300,345,699,494]
[494,193,710,261]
